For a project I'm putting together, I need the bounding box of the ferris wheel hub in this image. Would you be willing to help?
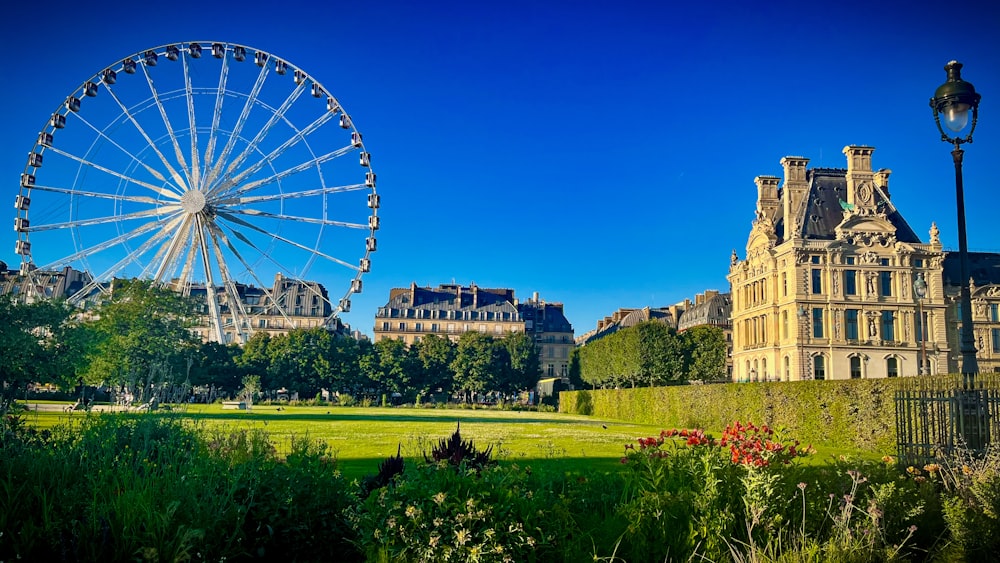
[180,189,207,214]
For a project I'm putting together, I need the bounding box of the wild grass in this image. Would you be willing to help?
[10,403,970,562]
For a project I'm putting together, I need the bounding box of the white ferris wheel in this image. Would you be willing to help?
[13,41,379,343]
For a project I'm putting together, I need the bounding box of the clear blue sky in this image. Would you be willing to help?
[2,0,998,338]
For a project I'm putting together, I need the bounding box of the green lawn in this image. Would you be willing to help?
[20,402,874,480]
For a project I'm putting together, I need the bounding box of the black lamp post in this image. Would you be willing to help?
[930,60,981,388]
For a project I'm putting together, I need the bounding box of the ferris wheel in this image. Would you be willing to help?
[13,41,379,343]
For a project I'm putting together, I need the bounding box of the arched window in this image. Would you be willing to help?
[762,358,768,381]
[850,356,862,379]
[813,355,826,380]
[784,355,790,381]
[886,357,898,378]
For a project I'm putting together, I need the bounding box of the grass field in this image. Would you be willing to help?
[20,402,872,480]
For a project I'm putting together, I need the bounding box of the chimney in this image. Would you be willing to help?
[754,175,780,220]
[695,293,705,306]
[472,284,478,308]
[533,291,539,303]
[780,156,810,238]
[410,281,417,304]
[874,168,892,200]
[843,145,876,211]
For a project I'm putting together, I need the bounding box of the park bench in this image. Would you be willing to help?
[221,401,247,410]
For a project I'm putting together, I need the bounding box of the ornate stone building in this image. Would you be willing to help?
[186,273,342,343]
[728,146,949,381]
[373,283,574,378]
[944,252,1000,373]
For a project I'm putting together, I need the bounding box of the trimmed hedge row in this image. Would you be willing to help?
[559,375,997,454]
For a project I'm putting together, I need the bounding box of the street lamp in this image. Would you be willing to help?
[913,273,928,375]
[930,60,981,387]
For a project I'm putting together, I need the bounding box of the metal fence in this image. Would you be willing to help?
[895,374,1000,467]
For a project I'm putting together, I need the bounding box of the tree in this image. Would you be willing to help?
[683,325,728,381]
[84,279,200,389]
[238,374,261,409]
[451,332,506,403]
[412,334,456,398]
[319,335,364,395]
[191,342,243,393]
[499,331,541,396]
[0,296,90,403]
[369,338,419,400]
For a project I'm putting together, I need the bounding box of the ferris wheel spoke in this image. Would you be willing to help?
[176,226,201,288]
[220,207,366,229]
[103,83,189,191]
[66,214,185,302]
[204,223,255,334]
[212,58,271,181]
[211,81,308,191]
[214,143,356,200]
[38,215,175,270]
[201,53,232,189]
[202,220,298,328]
[206,110,337,199]
[45,136,183,200]
[139,61,192,183]
[216,183,367,206]
[149,214,197,282]
[181,53,201,192]
[215,211,358,270]
[195,215,226,343]
[27,183,162,205]
[26,206,178,232]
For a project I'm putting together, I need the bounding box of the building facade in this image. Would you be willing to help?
[372,283,574,377]
[0,263,346,343]
[187,273,341,343]
[728,146,950,381]
[944,252,1000,374]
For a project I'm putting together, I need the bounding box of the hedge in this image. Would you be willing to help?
[559,374,1000,455]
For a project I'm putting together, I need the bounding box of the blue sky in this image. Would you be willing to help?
[2,0,998,338]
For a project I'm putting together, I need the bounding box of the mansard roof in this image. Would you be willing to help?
[775,168,922,245]
[677,292,732,331]
[943,251,1000,287]
[578,306,674,344]
[384,284,519,314]
[519,301,574,333]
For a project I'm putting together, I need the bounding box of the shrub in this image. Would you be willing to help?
[424,422,495,471]
[348,462,593,562]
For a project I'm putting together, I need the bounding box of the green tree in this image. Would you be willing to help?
[412,334,456,398]
[451,332,506,403]
[499,331,541,396]
[683,325,728,381]
[369,338,419,399]
[0,296,90,403]
[635,321,684,385]
[319,334,364,395]
[191,341,243,393]
[84,279,200,388]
